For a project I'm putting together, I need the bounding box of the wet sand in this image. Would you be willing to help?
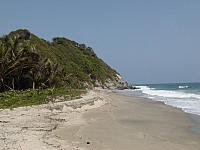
[55,90,200,150]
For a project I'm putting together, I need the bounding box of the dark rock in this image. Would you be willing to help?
[129,86,140,90]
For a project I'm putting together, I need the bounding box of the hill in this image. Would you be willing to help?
[0,29,127,92]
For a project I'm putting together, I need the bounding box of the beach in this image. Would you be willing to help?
[1,90,200,149]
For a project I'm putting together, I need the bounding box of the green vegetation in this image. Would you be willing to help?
[0,29,118,92]
[0,88,86,109]
[0,29,123,109]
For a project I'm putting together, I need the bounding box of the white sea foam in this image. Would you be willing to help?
[135,86,200,115]
[136,86,200,99]
[178,85,189,89]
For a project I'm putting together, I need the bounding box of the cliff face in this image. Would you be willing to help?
[0,29,128,91]
[105,74,128,89]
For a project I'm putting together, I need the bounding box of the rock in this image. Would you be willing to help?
[104,74,128,90]
[86,141,90,144]
[129,86,140,90]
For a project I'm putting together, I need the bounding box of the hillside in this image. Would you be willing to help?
[0,29,127,92]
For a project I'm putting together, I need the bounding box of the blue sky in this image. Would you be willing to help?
[0,0,200,84]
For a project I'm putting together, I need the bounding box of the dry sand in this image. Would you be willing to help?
[0,91,106,150]
[1,90,200,149]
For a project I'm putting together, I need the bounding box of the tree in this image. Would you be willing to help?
[0,35,40,91]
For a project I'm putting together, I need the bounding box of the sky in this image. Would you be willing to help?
[0,0,200,84]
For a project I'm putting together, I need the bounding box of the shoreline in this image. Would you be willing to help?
[54,90,200,150]
[189,114,200,134]
[1,89,200,149]
[114,90,200,135]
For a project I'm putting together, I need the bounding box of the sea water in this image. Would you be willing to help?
[118,83,200,116]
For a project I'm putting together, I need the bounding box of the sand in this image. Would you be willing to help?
[1,90,200,149]
[0,91,106,150]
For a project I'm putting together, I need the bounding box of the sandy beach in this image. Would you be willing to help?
[1,90,200,149]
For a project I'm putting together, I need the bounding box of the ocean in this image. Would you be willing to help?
[118,82,200,116]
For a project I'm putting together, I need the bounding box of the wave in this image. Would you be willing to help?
[136,86,200,99]
[178,85,189,89]
[135,85,200,115]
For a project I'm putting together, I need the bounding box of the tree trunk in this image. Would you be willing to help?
[12,77,15,90]
[32,72,35,90]
[0,78,4,92]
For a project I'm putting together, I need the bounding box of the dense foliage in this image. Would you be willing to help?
[0,29,118,92]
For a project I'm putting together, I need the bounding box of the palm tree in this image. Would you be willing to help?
[0,36,40,91]
[0,33,62,92]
